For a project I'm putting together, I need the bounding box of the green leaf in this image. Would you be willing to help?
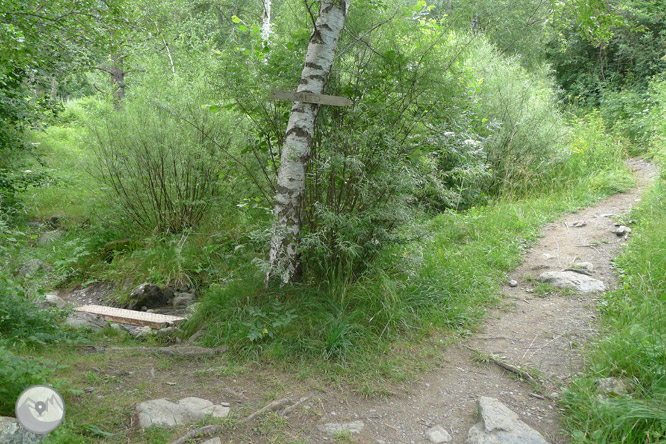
[231,15,241,24]
[239,24,248,32]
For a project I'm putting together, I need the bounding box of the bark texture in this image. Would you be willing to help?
[266,0,348,284]
[262,0,272,44]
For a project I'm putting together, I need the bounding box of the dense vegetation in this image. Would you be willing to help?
[1,0,665,442]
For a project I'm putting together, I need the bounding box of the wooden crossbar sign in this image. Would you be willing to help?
[270,89,352,106]
[76,304,185,328]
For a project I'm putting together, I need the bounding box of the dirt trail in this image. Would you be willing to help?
[66,161,657,444]
[298,159,657,444]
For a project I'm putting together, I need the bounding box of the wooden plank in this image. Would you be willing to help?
[270,89,352,106]
[76,304,185,328]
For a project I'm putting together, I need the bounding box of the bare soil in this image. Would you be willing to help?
[63,160,657,444]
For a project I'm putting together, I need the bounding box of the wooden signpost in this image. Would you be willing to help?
[270,89,352,107]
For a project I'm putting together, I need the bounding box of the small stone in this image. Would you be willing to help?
[549,392,559,400]
[572,220,586,227]
[597,377,628,396]
[465,397,548,444]
[84,387,95,393]
[614,226,632,236]
[136,397,230,429]
[508,280,518,287]
[318,421,365,435]
[426,425,452,443]
[538,271,605,293]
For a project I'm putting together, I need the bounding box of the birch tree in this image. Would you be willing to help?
[266,0,349,284]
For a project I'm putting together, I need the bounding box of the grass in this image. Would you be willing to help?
[562,162,666,443]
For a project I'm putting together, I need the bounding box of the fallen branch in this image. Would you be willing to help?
[77,344,227,357]
[280,396,309,417]
[168,424,222,444]
[463,345,536,383]
[241,397,293,423]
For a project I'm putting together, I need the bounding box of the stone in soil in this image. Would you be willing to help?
[317,421,365,435]
[426,425,452,443]
[508,280,518,287]
[538,270,605,293]
[136,397,230,429]
[465,397,549,444]
[0,416,45,443]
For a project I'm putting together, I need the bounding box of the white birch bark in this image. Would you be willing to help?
[262,0,272,45]
[266,0,349,284]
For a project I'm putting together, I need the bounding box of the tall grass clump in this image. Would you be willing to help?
[562,160,666,443]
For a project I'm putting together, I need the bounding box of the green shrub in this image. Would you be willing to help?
[464,39,569,194]
[88,81,237,233]
[0,348,59,416]
[0,277,74,346]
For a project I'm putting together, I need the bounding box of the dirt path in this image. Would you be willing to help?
[301,158,655,444]
[64,161,657,444]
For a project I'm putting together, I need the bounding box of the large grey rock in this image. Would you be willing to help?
[65,312,108,331]
[427,425,452,443]
[136,397,230,429]
[200,439,221,444]
[318,421,365,435]
[172,292,196,308]
[41,294,67,309]
[597,377,629,396]
[0,416,45,443]
[37,231,61,246]
[614,226,631,236]
[465,397,549,444]
[126,283,174,310]
[538,271,605,293]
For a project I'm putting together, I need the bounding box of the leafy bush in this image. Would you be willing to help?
[89,81,237,233]
[0,277,73,346]
[0,348,59,416]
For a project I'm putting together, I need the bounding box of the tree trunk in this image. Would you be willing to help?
[266,0,349,285]
[262,0,272,45]
[110,54,125,110]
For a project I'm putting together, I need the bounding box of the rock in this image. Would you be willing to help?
[0,416,45,443]
[318,421,365,435]
[172,292,196,308]
[200,439,221,444]
[548,392,559,400]
[125,283,174,310]
[572,220,586,227]
[124,325,152,338]
[136,397,230,429]
[538,271,605,293]
[46,215,63,229]
[597,377,628,396]
[154,327,181,344]
[65,312,108,331]
[508,280,518,288]
[614,226,632,236]
[41,293,67,309]
[37,231,62,246]
[465,397,549,444]
[426,425,452,443]
[15,258,50,277]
